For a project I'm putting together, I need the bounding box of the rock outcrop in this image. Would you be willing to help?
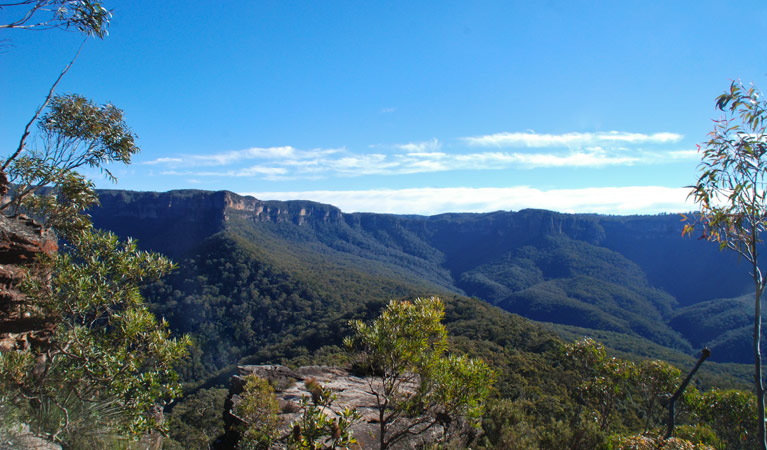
[0,426,62,450]
[224,365,443,449]
[0,214,57,353]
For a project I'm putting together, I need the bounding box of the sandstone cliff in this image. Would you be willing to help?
[0,215,57,353]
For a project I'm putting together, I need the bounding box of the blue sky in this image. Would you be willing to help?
[3,1,767,215]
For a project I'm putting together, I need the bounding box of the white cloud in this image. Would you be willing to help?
[394,138,442,153]
[142,157,184,165]
[145,131,694,180]
[667,149,699,159]
[189,146,297,166]
[453,150,640,168]
[144,146,343,168]
[243,186,692,215]
[462,131,683,148]
[235,166,288,177]
[155,146,694,180]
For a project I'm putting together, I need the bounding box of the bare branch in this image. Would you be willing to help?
[2,38,85,173]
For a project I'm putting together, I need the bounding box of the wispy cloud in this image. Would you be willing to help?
[143,146,339,167]
[160,166,288,180]
[143,157,184,165]
[142,130,694,180]
[462,131,683,147]
[243,186,692,215]
[667,149,699,159]
[454,150,640,168]
[393,138,442,153]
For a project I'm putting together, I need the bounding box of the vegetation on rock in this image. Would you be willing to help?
[345,297,493,449]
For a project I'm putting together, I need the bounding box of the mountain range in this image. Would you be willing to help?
[89,189,760,378]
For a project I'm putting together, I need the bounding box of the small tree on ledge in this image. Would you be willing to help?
[345,296,493,449]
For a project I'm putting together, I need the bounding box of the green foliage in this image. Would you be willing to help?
[235,375,281,450]
[165,387,228,449]
[0,0,111,37]
[3,94,139,222]
[0,228,190,440]
[24,387,127,449]
[686,81,767,242]
[345,297,493,449]
[432,354,494,426]
[635,360,682,433]
[609,434,715,450]
[564,338,637,430]
[687,388,759,450]
[347,296,449,378]
[286,379,360,450]
[475,336,758,450]
[144,234,343,379]
[685,80,767,449]
[0,93,187,443]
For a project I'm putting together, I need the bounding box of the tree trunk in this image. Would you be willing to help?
[379,394,388,450]
[754,281,766,450]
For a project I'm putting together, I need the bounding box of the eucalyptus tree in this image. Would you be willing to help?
[685,80,767,450]
[0,1,110,37]
[0,2,190,444]
[0,92,190,445]
[345,297,493,449]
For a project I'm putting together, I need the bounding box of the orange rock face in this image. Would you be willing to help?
[0,215,57,353]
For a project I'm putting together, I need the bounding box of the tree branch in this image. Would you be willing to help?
[2,38,86,174]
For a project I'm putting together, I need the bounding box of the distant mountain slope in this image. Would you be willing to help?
[668,294,767,363]
[599,215,752,306]
[90,189,761,364]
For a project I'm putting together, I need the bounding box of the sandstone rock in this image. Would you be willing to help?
[0,215,57,353]
[0,425,62,450]
[225,365,444,449]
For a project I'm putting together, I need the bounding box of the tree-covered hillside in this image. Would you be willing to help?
[85,188,766,449]
[90,189,760,365]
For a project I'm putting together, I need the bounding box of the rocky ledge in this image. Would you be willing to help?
[224,365,443,449]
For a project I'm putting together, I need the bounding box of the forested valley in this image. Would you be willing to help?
[83,188,762,449]
[3,2,767,449]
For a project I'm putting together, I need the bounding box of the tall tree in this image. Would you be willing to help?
[0,1,190,444]
[0,92,190,445]
[685,80,767,450]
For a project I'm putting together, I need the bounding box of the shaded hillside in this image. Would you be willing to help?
[142,231,446,380]
[669,294,766,363]
[600,215,752,306]
[90,189,761,365]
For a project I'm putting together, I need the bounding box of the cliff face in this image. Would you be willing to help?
[223,192,343,226]
[92,190,344,256]
[0,214,57,353]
